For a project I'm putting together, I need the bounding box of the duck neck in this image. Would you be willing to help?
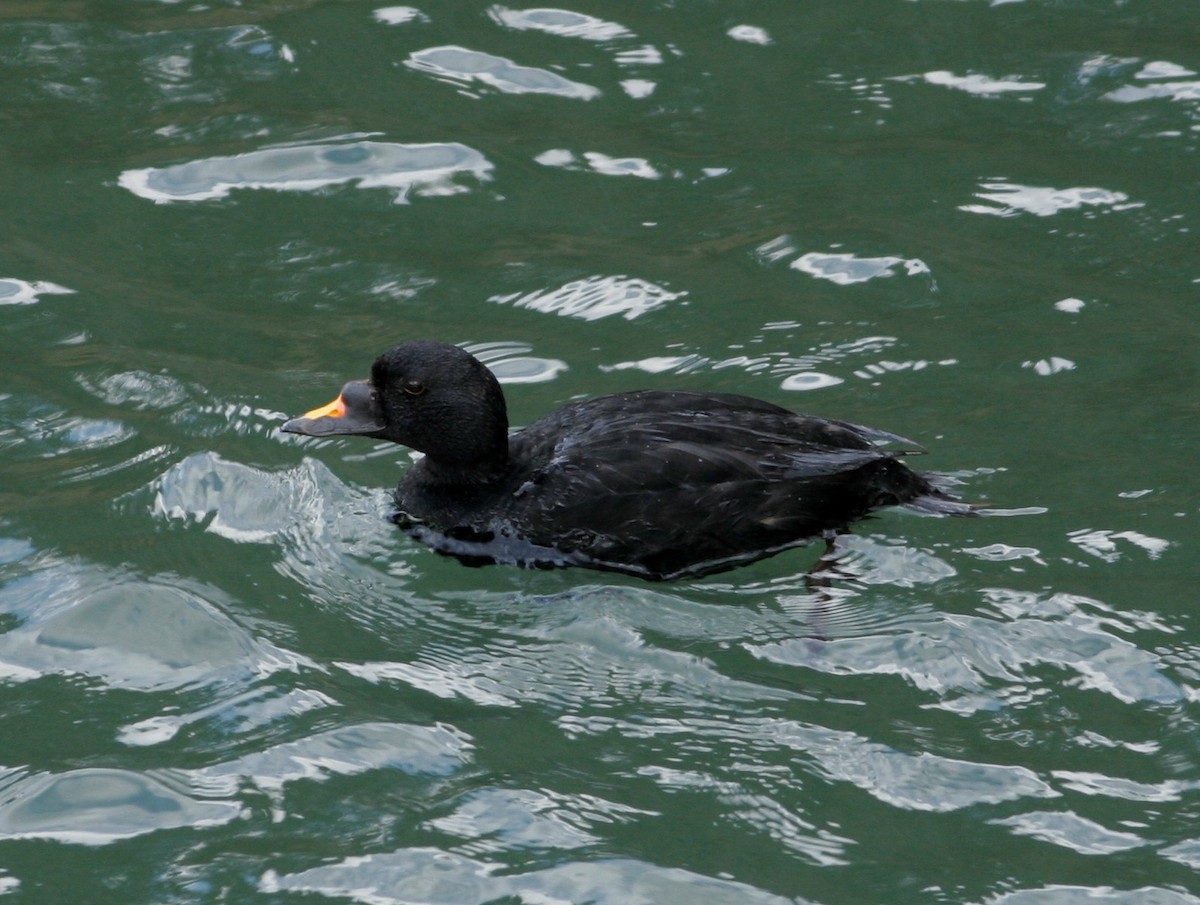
[403,374,511,490]
[419,442,510,490]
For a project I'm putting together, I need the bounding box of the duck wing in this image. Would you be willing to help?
[503,391,931,578]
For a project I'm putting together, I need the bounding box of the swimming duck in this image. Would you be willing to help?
[281,340,974,580]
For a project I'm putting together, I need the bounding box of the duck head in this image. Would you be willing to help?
[282,340,510,474]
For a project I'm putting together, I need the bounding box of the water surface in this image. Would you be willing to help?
[1,1,1199,903]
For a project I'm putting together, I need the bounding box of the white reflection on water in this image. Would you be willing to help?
[583,151,661,178]
[750,586,1183,708]
[535,148,664,178]
[119,687,335,748]
[0,768,241,845]
[338,609,805,711]
[75,369,191,410]
[985,888,1200,905]
[962,543,1045,565]
[373,6,428,26]
[727,25,772,46]
[153,451,383,546]
[791,251,930,285]
[615,45,664,66]
[620,78,656,98]
[405,45,600,99]
[1107,79,1200,103]
[991,810,1147,855]
[490,274,685,321]
[263,847,801,905]
[1052,770,1197,803]
[602,353,707,375]
[0,277,74,306]
[0,398,134,458]
[463,340,568,384]
[600,333,956,393]
[960,181,1138,218]
[765,720,1056,811]
[192,721,473,787]
[1067,528,1170,562]
[0,720,472,846]
[1135,61,1198,80]
[489,6,633,41]
[1023,356,1075,376]
[0,557,315,702]
[779,372,844,391]
[119,139,493,203]
[908,70,1045,95]
[581,713,1055,813]
[426,786,653,851]
[557,705,1051,864]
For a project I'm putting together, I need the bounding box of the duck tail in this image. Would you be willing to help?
[904,471,980,517]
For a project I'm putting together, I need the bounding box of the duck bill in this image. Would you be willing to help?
[281,379,386,438]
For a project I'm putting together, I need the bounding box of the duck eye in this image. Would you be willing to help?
[402,379,426,396]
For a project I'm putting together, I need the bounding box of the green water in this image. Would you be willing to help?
[2,1,1199,902]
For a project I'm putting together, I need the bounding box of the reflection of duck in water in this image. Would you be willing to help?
[283,340,975,580]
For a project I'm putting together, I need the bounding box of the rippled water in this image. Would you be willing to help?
[2,1,1200,902]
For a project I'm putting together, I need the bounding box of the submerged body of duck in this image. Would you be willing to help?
[281,340,974,580]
